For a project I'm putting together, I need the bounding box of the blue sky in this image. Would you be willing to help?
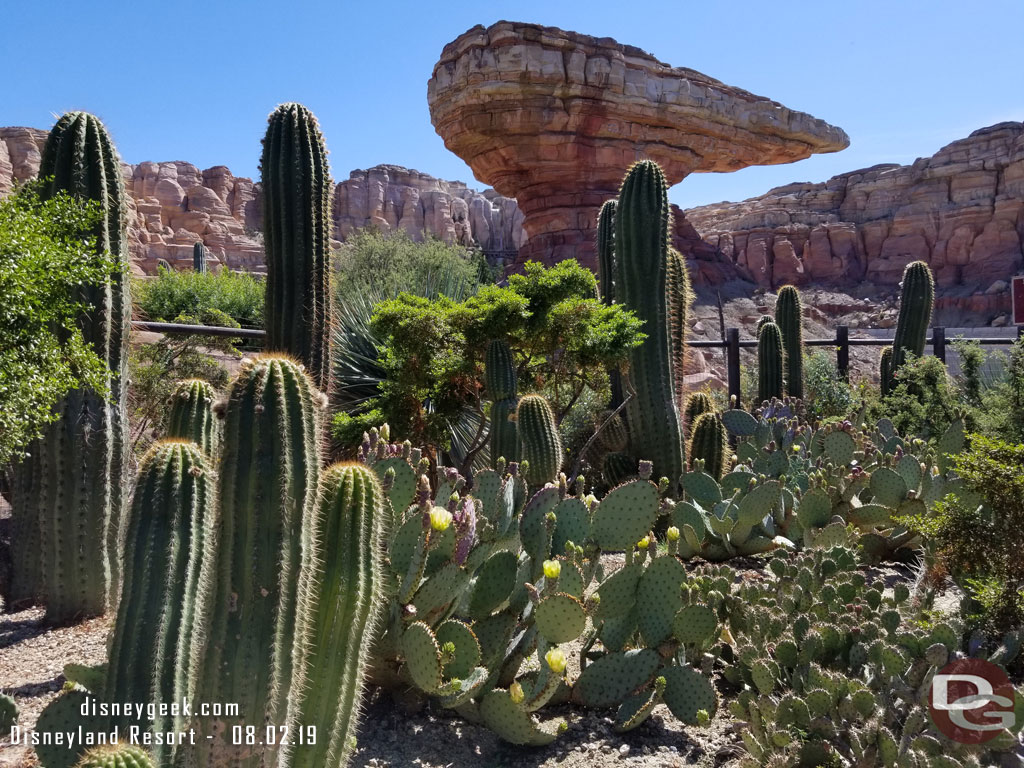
[4,0,1022,209]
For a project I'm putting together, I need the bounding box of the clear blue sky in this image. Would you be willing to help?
[4,0,1022,209]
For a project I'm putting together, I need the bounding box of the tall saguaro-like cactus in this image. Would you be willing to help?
[667,246,693,413]
[184,355,322,768]
[517,394,562,487]
[614,160,686,490]
[485,339,519,467]
[261,103,333,392]
[105,441,214,762]
[596,199,617,305]
[284,463,385,768]
[885,260,935,394]
[757,321,785,403]
[8,112,130,621]
[774,285,804,399]
[192,240,208,273]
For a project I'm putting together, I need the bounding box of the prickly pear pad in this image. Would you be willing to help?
[590,479,659,551]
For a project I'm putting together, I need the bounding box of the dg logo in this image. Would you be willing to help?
[928,657,1022,744]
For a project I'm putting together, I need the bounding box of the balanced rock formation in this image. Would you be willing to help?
[0,127,524,274]
[686,122,1024,316]
[428,21,849,268]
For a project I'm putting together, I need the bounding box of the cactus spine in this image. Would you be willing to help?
[597,199,617,304]
[284,463,385,768]
[688,412,728,480]
[105,441,213,757]
[683,392,715,435]
[192,241,208,273]
[73,745,154,768]
[9,112,129,621]
[614,160,686,490]
[757,321,785,403]
[517,394,562,487]
[485,339,520,468]
[886,260,935,393]
[775,285,804,399]
[184,355,322,768]
[261,103,333,392]
[165,379,219,456]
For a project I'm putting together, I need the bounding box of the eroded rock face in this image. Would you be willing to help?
[428,21,849,267]
[686,122,1024,312]
[0,128,524,274]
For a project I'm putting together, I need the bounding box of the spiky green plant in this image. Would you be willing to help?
[683,392,715,435]
[774,285,803,399]
[261,103,333,392]
[886,260,935,393]
[11,111,130,621]
[183,355,322,768]
[688,413,728,480]
[284,463,385,768]
[517,394,562,487]
[192,241,208,273]
[880,346,893,396]
[757,321,785,403]
[73,745,153,768]
[614,160,686,489]
[164,379,218,456]
[105,441,213,759]
[667,247,693,415]
[485,339,519,469]
[756,314,774,332]
[597,199,616,305]
[0,692,17,731]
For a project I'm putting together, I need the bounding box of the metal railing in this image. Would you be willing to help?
[134,320,1022,410]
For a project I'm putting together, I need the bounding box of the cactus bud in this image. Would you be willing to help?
[509,681,525,704]
[666,526,680,541]
[636,536,651,550]
[545,647,567,675]
[543,560,561,580]
[696,709,711,727]
[430,507,453,532]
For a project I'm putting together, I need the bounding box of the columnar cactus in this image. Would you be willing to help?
[683,392,715,435]
[517,394,562,487]
[757,321,785,403]
[688,413,728,480]
[886,260,935,393]
[284,463,386,768]
[596,199,616,305]
[164,379,219,456]
[184,355,322,768]
[105,442,213,761]
[192,240,208,273]
[10,112,130,621]
[485,339,520,467]
[614,160,686,489]
[73,745,154,768]
[880,346,893,396]
[261,103,333,392]
[774,285,803,399]
[667,247,693,414]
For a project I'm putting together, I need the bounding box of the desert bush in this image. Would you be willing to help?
[877,354,964,439]
[803,351,853,422]
[961,335,1024,444]
[133,267,264,328]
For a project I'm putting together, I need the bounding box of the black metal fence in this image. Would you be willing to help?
[134,320,1023,410]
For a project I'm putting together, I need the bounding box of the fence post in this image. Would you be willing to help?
[836,325,849,381]
[933,326,946,364]
[727,328,741,409]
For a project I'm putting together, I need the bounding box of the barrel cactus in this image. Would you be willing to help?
[886,260,935,393]
[284,463,386,768]
[689,412,729,480]
[517,395,562,487]
[183,355,323,767]
[73,744,154,767]
[757,321,785,403]
[774,285,803,399]
[105,441,214,760]
[10,111,130,621]
[614,160,686,489]
[164,379,219,455]
[192,241,208,273]
[261,103,333,392]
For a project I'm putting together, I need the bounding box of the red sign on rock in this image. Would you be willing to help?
[1014,276,1024,326]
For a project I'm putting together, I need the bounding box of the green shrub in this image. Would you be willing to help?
[965,335,1024,444]
[133,267,264,328]
[803,351,853,421]
[879,354,964,439]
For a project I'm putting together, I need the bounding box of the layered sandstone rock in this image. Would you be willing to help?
[427,20,849,268]
[686,122,1024,314]
[0,128,524,274]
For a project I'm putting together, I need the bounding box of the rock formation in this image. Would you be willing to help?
[427,20,849,268]
[0,128,524,274]
[685,122,1024,320]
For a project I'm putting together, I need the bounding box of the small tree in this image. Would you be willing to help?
[0,183,118,466]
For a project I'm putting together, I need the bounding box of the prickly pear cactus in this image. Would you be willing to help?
[0,692,17,731]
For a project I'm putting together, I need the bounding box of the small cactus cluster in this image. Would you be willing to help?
[704,546,1023,766]
[357,427,718,745]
